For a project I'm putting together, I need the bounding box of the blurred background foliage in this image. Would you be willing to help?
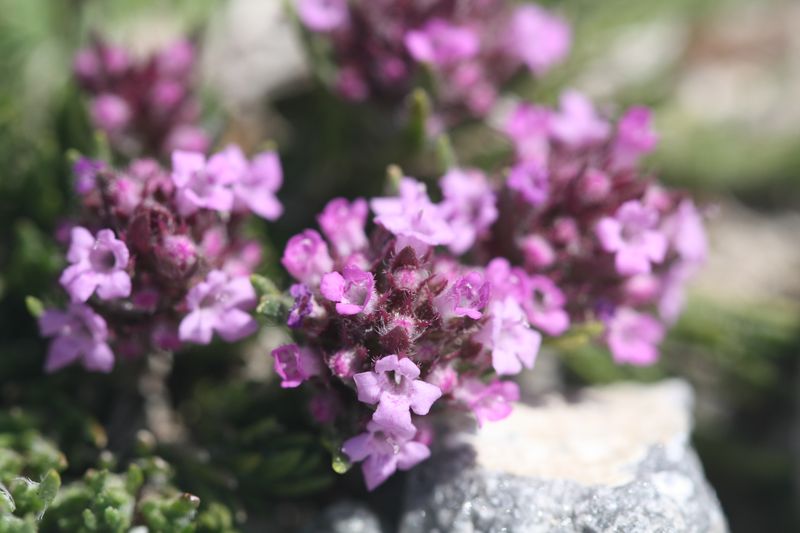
[0,0,798,531]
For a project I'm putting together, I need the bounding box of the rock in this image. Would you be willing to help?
[400,380,727,533]
[303,501,384,533]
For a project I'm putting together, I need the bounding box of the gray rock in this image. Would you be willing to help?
[400,380,727,533]
[304,501,384,533]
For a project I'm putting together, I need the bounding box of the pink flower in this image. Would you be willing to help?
[287,283,320,328]
[38,304,114,373]
[370,178,454,254]
[178,270,257,345]
[281,229,334,286]
[72,157,105,195]
[59,227,131,303]
[150,80,185,110]
[503,103,552,164]
[342,422,430,491]
[73,48,100,83]
[156,39,195,78]
[577,168,612,204]
[440,168,498,255]
[90,94,131,133]
[233,149,284,220]
[453,378,520,426]
[658,263,694,325]
[317,197,369,258]
[520,234,555,269]
[523,276,570,336]
[405,19,480,67]
[507,160,549,207]
[612,106,658,170]
[474,298,541,376]
[271,344,323,388]
[550,90,610,147]
[596,200,668,276]
[435,272,490,321]
[485,258,530,304]
[666,200,707,264]
[606,308,665,366]
[507,5,571,75]
[165,125,210,154]
[171,151,236,216]
[320,265,376,315]
[353,355,442,438]
[296,0,349,32]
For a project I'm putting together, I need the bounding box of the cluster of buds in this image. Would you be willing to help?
[272,178,543,490]
[468,90,708,364]
[39,146,284,373]
[73,38,209,157]
[294,0,570,119]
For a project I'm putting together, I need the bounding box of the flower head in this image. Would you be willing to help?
[320,265,376,315]
[317,197,369,258]
[606,308,665,366]
[435,271,490,321]
[550,90,610,147]
[271,344,324,388]
[171,151,236,216]
[596,200,668,276]
[405,20,480,67]
[523,276,569,336]
[281,230,334,287]
[179,270,257,345]
[353,355,442,437]
[232,149,284,220]
[507,160,549,207]
[296,0,349,32]
[39,304,114,373]
[59,227,131,302]
[440,168,498,255]
[371,178,454,254]
[612,106,658,170]
[453,378,520,427]
[474,298,541,376]
[507,5,571,75]
[342,422,430,491]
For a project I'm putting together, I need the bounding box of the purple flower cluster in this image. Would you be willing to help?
[73,38,208,157]
[294,0,569,118]
[39,147,284,373]
[470,90,707,365]
[272,179,542,490]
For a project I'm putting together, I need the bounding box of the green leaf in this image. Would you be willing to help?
[36,469,60,510]
[435,134,457,171]
[24,296,44,319]
[331,451,351,475]
[406,88,431,151]
[250,274,280,297]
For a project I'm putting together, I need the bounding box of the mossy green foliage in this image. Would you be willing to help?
[0,414,236,533]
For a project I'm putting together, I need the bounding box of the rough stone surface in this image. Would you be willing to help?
[400,380,727,533]
[303,501,384,533]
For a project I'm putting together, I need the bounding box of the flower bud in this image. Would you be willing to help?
[155,235,198,281]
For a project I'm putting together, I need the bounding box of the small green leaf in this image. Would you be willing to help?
[435,134,457,171]
[125,464,143,494]
[406,88,431,150]
[250,274,280,297]
[24,296,44,318]
[36,470,60,509]
[331,452,351,475]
